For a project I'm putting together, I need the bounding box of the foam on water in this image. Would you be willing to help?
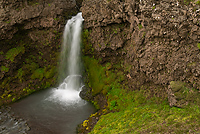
[46,83,86,107]
[46,13,85,107]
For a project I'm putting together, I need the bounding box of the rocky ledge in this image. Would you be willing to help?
[81,0,200,107]
[0,107,30,134]
[0,0,78,40]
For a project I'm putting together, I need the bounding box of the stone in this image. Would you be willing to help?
[168,81,200,107]
[0,0,77,40]
[81,0,200,107]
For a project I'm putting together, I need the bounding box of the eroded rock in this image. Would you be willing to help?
[0,0,77,40]
[81,0,200,106]
[168,81,200,107]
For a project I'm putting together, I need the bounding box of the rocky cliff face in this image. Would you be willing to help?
[81,0,200,107]
[0,0,81,105]
[0,0,78,40]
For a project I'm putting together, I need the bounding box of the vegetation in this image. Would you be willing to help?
[0,26,60,106]
[91,95,200,133]
[197,43,200,49]
[178,0,197,5]
[5,46,25,62]
[1,66,9,72]
[82,29,94,54]
[138,24,143,30]
[82,56,200,133]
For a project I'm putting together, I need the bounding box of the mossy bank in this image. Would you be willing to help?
[78,0,200,133]
[78,54,200,133]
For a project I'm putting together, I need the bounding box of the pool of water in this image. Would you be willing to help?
[10,88,95,134]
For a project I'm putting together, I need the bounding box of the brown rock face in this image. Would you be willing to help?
[0,0,77,40]
[0,0,82,105]
[81,0,200,105]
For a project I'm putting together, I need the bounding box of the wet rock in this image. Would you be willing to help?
[167,81,200,108]
[0,107,30,134]
[79,86,92,100]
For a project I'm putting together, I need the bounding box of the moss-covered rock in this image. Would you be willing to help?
[168,81,200,108]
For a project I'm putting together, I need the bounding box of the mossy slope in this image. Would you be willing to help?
[0,30,60,105]
[81,56,200,133]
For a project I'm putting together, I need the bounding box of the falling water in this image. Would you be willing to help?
[10,13,95,134]
[47,12,85,106]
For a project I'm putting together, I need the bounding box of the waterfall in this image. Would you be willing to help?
[47,13,86,106]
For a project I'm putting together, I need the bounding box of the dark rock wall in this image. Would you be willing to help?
[81,0,200,107]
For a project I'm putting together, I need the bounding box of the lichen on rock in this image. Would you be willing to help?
[168,81,200,107]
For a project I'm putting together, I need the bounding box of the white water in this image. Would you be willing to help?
[47,13,86,106]
[10,13,95,134]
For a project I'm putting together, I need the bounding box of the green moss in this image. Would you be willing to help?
[82,29,93,54]
[91,89,200,133]
[0,51,4,55]
[28,1,39,6]
[138,24,143,30]
[178,0,193,5]
[83,55,200,133]
[12,98,16,102]
[44,66,56,79]
[83,56,126,111]
[7,94,12,98]
[197,43,200,49]
[25,62,39,73]
[105,62,112,70]
[31,68,45,80]
[83,56,106,96]
[170,81,200,107]
[16,68,24,82]
[170,81,185,92]
[23,88,35,95]
[1,66,9,72]
[5,46,25,62]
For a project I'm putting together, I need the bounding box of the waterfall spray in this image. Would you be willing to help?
[47,13,86,106]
